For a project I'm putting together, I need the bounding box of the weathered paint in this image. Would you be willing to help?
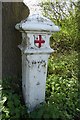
[15,14,60,33]
[15,13,60,112]
[22,54,49,111]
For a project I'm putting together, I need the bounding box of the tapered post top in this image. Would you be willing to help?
[15,13,60,34]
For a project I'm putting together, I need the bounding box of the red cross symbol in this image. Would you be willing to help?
[34,35,45,48]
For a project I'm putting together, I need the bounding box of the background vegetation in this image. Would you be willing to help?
[1,0,80,119]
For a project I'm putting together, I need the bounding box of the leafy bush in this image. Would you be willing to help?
[1,77,29,120]
[30,51,80,120]
[1,51,80,120]
[1,1,80,119]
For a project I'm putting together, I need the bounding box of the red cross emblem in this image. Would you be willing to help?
[34,35,45,48]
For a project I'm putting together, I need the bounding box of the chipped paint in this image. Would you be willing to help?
[15,13,60,112]
[36,82,40,85]
[15,14,60,33]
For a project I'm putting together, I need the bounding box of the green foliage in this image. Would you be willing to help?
[41,0,78,53]
[1,53,79,119]
[1,77,29,120]
[1,52,80,119]
[50,14,77,54]
[46,51,79,120]
[30,0,80,120]
[30,51,80,120]
[1,0,80,119]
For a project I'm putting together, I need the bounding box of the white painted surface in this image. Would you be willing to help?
[22,54,49,111]
[15,14,60,33]
[15,13,60,112]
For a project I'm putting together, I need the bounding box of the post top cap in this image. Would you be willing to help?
[15,14,60,33]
